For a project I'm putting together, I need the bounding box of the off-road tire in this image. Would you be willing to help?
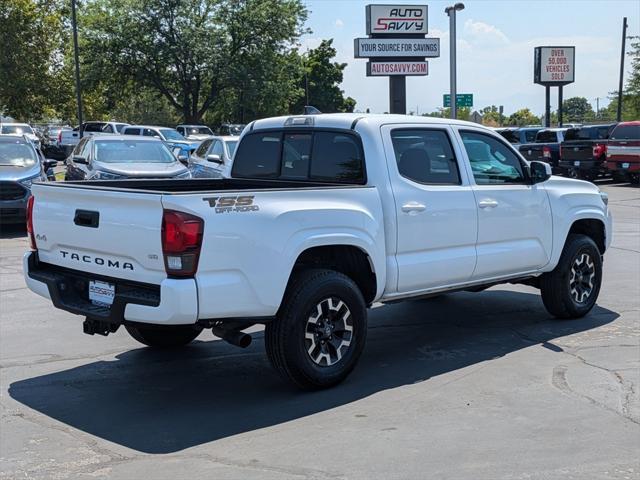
[540,234,602,319]
[265,269,367,390]
[125,324,202,348]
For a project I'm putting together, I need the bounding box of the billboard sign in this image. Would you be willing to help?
[367,61,428,76]
[354,37,440,58]
[366,4,428,35]
[534,46,575,85]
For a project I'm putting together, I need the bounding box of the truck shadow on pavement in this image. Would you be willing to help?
[9,289,617,454]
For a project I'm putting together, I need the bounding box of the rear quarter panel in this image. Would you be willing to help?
[162,187,386,319]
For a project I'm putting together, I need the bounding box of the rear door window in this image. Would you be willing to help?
[123,128,140,136]
[84,123,105,133]
[232,130,365,183]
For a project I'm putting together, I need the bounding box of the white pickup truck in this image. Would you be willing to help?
[24,114,612,389]
[58,121,129,156]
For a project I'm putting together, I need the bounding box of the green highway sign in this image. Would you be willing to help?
[443,93,473,108]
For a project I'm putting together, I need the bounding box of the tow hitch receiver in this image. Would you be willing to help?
[83,318,120,336]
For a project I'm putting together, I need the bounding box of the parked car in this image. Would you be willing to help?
[42,126,72,159]
[176,124,214,141]
[64,136,191,181]
[25,113,612,390]
[0,123,41,150]
[58,121,129,157]
[188,135,238,178]
[0,135,53,224]
[496,127,542,145]
[121,125,199,165]
[559,124,617,180]
[518,128,567,172]
[605,121,640,184]
[218,123,246,136]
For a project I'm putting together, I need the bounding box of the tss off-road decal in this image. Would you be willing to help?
[203,195,260,213]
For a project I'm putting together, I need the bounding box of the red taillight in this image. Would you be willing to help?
[542,146,551,158]
[57,130,62,145]
[593,143,607,158]
[161,210,203,277]
[26,195,36,250]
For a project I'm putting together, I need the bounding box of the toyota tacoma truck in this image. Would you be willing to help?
[559,123,617,180]
[605,121,640,184]
[24,114,612,389]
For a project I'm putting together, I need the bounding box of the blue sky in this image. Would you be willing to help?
[301,0,639,115]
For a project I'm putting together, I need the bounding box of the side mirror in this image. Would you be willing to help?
[73,155,88,165]
[177,154,188,165]
[530,161,552,184]
[207,154,222,164]
[44,159,58,170]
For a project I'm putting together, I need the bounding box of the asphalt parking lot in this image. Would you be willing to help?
[1,181,638,480]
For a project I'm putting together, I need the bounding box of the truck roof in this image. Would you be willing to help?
[250,113,495,133]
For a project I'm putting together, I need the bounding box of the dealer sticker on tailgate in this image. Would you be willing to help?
[89,280,115,306]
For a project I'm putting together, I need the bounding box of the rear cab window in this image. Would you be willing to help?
[536,130,560,143]
[231,130,365,184]
[610,124,640,140]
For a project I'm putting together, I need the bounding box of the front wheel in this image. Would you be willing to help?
[125,324,202,348]
[265,269,367,390]
[540,234,602,319]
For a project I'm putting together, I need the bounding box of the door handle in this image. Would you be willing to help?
[402,202,426,213]
[478,199,499,209]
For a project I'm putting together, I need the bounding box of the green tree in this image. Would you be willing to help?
[422,107,470,120]
[507,108,539,126]
[562,97,595,123]
[480,105,502,126]
[291,40,356,114]
[79,0,308,123]
[0,0,68,120]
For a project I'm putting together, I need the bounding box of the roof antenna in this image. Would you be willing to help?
[303,106,322,115]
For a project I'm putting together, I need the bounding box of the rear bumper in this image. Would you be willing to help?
[558,159,605,173]
[605,161,640,173]
[24,252,198,325]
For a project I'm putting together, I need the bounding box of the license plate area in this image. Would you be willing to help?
[574,161,580,166]
[89,280,115,307]
[622,162,630,169]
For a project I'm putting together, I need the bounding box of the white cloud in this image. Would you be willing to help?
[463,19,509,45]
[335,18,344,29]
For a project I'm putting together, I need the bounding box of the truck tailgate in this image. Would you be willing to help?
[31,183,167,284]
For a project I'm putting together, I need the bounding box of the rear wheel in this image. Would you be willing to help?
[125,324,202,348]
[540,234,602,319]
[265,269,367,390]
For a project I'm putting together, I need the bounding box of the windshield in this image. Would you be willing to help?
[1,125,34,135]
[159,129,186,141]
[93,139,177,164]
[187,126,213,135]
[0,141,37,167]
[226,140,238,157]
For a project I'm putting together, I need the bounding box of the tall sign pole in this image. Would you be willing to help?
[617,17,628,122]
[534,46,575,127]
[355,5,439,114]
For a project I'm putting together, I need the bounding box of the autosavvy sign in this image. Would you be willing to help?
[534,46,575,85]
[366,4,428,35]
[368,61,428,76]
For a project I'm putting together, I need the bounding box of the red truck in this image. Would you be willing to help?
[605,121,640,184]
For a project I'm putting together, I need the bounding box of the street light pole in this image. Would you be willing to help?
[445,3,464,119]
[71,0,84,134]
